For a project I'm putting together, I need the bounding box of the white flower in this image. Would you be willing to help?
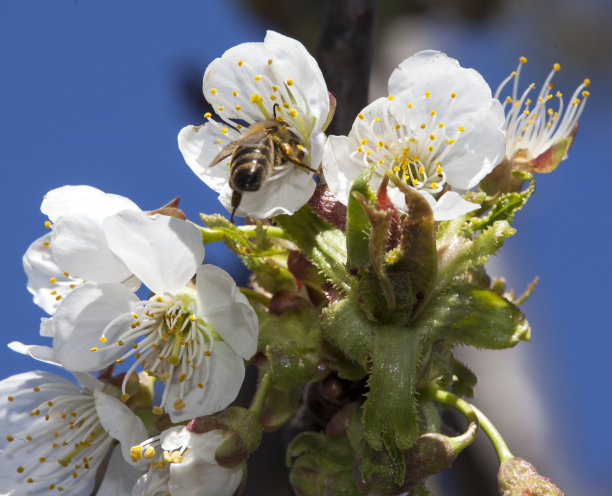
[49,210,258,422]
[178,30,331,220]
[322,50,506,221]
[0,370,147,495]
[23,185,141,315]
[130,427,243,496]
[495,56,590,173]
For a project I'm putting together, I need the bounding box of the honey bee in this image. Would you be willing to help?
[209,105,316,222]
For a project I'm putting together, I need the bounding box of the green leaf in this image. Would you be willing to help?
[436,220,515,294]
[254,305,322,391]
[363,324,419,452]
[416,283,531,349]
[469,171,535,232]
[276,206,353,293]
[287,432,362,496]
[259,386,301,432]
[320,297,375,370]
[346,167,376,269]
[199,214,296,293]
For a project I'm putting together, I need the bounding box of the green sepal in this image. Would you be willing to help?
[354,438,406,493]
[416,283,531,349]
[320,297,374,370]
[450,357,478,398]
[287,432,362,496]
[254,305,322,391]
[362,324,419,452]
[346,167,376,269]
[385,176,437,324]
[199,214,296,293]
[469,171,535,232]
[258,385,301,432]
[436,220,515,294]
[322,341,367,381]
[276,206,353,293]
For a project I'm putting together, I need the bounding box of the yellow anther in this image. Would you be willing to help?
[56,295,62,301]
[378,160,384,165]
[249,94,262,103]
[431,182,438,189]
[553,63,561,71]
[520,56,527,64]
[173,399,186,410]
[120,393,130,402]
[210,88,217,95]
[39,457,46,463]
[118,339,125,346]
[418,166,425,174]
[378,141,384,147]
[430,110,436,116]
[583,78,590,87]
[204,350,212,357]
[33,387,40,392]
[412,178,419,185]
[221,127,228,134]
[428,146,434,152]
[438,122,444,128]
[436,166,443,175]
[268,58,273,64]
[458,126,465,132]
[406,103,412,109]
[289,108,298,117]
[237,60,243,66]
[116,358,124,363]
[44,220,51,228]
[236,124,243,130]
[157,296,163,302]
[7,435,14,441]
[152,406,164,415]
[361,138,367,145]
[26,435,33,441]
[130,446,143,462]
[286,79,294,86]
[50,290,57,295]
[231,90,237,96]
[424,91,431,97]
[358,113,364,119]
[43,241,50,247]
[90,347,98,352]
[217,106,224,111]
[197,382,204,389]
[582,90,590,97]
[420,124,426,129]
[394,124,401,130]
[254,75,261,81]
[178,374,187,383]
[272,85,278,92]
[204,112,212,118]
[99,336,107,343]
[144,446,156,459]
[49,277,57,284]
[8,395,14,401]
[447,139,455,144]
[429,134,435,140]
[451,92,457,98]
[387,95,394,100]
[17,466,24,473]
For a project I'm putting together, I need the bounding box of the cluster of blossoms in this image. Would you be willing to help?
[2,31,587,495]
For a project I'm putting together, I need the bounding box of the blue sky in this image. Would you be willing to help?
[1,0,610,494]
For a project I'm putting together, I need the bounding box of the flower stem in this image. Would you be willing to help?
[425,387,479,453]
[249,373,272,419]
[471,403,514,464]
[426,386,513,464]
[198,225,290,245]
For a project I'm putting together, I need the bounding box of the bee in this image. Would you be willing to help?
[209,105,316,222]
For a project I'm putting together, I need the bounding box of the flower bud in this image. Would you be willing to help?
[498,457,564,496]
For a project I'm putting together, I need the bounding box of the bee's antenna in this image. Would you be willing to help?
[272,103,281,120]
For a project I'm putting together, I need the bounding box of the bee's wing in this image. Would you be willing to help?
[209,142,239,167]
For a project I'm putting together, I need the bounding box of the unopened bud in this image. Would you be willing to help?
[498,457,564,496]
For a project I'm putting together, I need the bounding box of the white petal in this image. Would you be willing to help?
[178,123,237,194]
[431,191,480,221]
[263,30,329,123]
[94,389,148,467]
[196,265,258,359]
[165,342,245,423]
[160,426,190,451]
[52,282,139,372]
[7,342,59,366]
[104,210,204,295]
[22,233,80,315]
[42,186,141,285]
[321,134,366,205]
[186,429,231,462]
[220,166,316,219]
[97,445,145,496]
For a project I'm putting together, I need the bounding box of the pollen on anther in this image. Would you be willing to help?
[237,60,244,66]
[425,92,431,98]
[204,112,212,119]
[179,374,187,383]
[221,128,228,134]
[420,124,426,129]
[49,277,57,284]
[152,406,164,415]
[99,336,107,343]
[431,182,438,189]
[90,347,98,352]
[44,220,51,229]
[197,382,204,389]
[204,350,212,357]
[584,78,591,87]
[254,75,261,81]
[7,435,14,442]
[358,113,364,120]
[173,399,186,410]
[520,56,527,64]
[387,95,395,100]
[553,63,561,71]
[451,92,457,99]
[217,106,224,111]
[235,105,242,111]
[8,395,14,401]
[121,393,130,402]
[210,88,217,95]
[17,466,24,473]
[33,387,40,392]
[286,79,294,86]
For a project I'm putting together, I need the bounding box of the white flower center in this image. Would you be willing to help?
[5,383,112,493]
[93,290,214,415]
[495,56,590,162]
[350,93,467,194]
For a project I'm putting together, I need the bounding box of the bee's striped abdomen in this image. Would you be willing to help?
[229,142,274,192]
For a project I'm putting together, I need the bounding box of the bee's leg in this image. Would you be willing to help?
[230,190,242,224]
[272,136,319,173]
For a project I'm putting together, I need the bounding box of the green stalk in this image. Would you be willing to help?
[249,373,272,419]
